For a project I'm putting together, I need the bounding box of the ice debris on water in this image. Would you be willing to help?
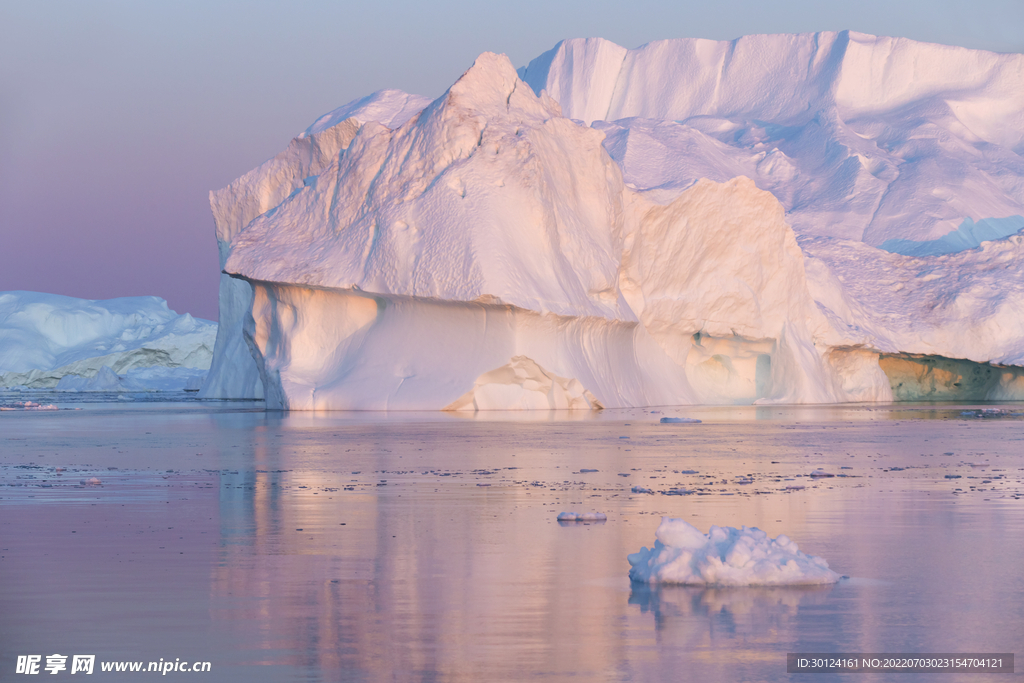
[660,417,702,424]
[628,517,841,585]
[557,511,607,522]
[0,401,58,411]
[631,486,654,494]
[809,469,834,478]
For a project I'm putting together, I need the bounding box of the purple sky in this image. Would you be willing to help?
[2,0,1021,321]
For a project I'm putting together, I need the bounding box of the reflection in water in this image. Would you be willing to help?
[629,583,836,640]
[2,404,1023,682]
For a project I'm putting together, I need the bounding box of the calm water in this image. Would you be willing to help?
[1,400,1022,681]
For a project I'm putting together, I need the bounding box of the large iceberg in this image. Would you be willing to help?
[203,33,1024,409]
[0,291,216,392]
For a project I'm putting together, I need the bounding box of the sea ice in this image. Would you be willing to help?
[557,511,607,521]
[0,401,58,411]
[628,518,841,586]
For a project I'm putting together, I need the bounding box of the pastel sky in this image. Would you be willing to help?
[2,0,1021,321]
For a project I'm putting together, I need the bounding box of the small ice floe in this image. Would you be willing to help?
[628,517,841,585]
[632,486,654,494]
[0,401,59,411]
[660,417,701,424]
[662,488,693,496]
[945,474,962,479]
[967,462,989,468]
[960,408,1024,419]
[80,477,102,485]
[579,468,598,473]
[809,469,834,478]
[557,511,607,522]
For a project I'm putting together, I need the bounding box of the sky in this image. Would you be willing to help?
[2,0,1022,321]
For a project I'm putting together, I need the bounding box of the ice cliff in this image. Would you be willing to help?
[203,33,1024,409]
[0,292,215,391]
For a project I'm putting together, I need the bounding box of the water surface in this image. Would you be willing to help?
[2,401,1022,681]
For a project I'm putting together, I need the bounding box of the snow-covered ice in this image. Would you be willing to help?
[0,291,216,391]
[202,33,1024,410]
[628,518,841,586]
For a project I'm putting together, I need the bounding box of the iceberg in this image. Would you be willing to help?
[204,34,1024,409]
[520,33,1024,246]
[0,291,216,392]
[627,518,841,586]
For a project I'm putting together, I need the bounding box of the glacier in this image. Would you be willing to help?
[202,32,1024,410]
[0,291,216,392]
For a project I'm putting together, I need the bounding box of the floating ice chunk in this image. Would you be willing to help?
[631,486,654,494]
[0,401,58,411]
[628,518,841,585]
[557,511,607,521]
[80,477,102,486]
[809,469,834,478]
[660,417,702,424]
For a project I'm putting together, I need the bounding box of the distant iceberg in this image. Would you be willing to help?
[0,291,216,392]
[628,518,841,586]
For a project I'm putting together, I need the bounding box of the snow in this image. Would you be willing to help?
[628,517,841,586]
[880,217,1024,257]
[0,291,216,391]
[203,34,1024,409]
